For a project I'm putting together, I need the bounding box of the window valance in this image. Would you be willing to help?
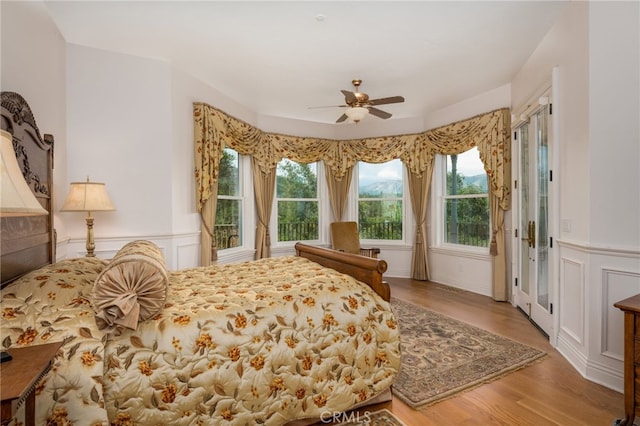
[194,103,511,300]
[194,103,511,212]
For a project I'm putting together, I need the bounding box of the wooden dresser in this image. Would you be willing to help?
[614,294,640,426]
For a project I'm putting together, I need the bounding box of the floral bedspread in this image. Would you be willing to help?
[1,257,110,426]
[1,256,400,425]
[103,256,400,425]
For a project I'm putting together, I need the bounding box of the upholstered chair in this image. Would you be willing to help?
[330,221,380,258]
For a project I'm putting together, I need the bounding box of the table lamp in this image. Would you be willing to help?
[61,177,115,257]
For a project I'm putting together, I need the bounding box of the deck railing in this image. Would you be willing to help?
[215,220,489,248]
[446,221,490,247]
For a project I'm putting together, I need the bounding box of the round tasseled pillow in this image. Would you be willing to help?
[92,240,168,331]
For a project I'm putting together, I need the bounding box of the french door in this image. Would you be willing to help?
[515,102,553,336]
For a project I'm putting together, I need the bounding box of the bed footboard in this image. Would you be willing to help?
[294,243,390,302]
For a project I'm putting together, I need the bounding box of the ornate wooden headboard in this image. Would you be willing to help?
[1,92,55,288]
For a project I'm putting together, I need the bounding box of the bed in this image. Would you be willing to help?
[0,92,400,425]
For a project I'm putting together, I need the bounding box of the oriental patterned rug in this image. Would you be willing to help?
[391,297,546,408]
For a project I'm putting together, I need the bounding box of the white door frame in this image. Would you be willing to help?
[511,68,560,345]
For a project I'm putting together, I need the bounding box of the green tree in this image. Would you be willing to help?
[276,160,318,241]
[446,168,489,246]
[215,149,241,249]
[218,150,238,196]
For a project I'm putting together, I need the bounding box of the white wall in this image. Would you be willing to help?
[511,1,640,392]
[63,46,262,267]
[584,1,640,391]
[0,1,68,236]
[588,2,640,248]
[63,45,177,263]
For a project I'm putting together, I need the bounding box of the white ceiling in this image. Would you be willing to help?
[44,1,569,124]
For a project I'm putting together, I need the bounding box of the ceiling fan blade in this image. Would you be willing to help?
[368,96,405,106]
[308,104,348,109]
[336,113,349,123]
[367,107,392,119]
[341,90,357,104]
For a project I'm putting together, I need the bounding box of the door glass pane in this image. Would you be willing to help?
[536,108,550,310]
[519,124,530,295]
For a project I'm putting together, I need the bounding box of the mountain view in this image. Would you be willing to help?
[465,174,488,191]
[359,174,487,197]
[359,180,403,197]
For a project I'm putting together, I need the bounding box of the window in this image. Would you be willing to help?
[443,147,489,248]
[215,148,242,250]
[357,159,403,241]
[276,159,319,242]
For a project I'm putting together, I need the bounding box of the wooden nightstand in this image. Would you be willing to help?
[0,342,63,426]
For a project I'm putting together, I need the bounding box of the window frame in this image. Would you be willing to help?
[355,160,410,246]
[215,148,254,255]
[271,158,325,247]
[432,150,491,255]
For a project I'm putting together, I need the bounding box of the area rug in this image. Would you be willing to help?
[335,409,407,426]
[391,297,546,408]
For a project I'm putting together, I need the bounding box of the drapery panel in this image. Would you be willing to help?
[253,157,276,260]
[407,163,433,281]
[194,103,510,299]
[325,164,353,222]
[199,189,218,266]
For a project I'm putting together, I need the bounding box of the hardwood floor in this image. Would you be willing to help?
[334,278,625,425]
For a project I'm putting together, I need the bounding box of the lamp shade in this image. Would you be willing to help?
[0,129,48,216]
[345,106,369,123]
[61,179,115,212]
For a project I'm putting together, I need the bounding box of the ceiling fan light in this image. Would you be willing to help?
[345,107,369,123]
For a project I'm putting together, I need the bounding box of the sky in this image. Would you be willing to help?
[359,147,486,186]
[358,159,403,186]
[276,148,486,185]
[447,146,486,176]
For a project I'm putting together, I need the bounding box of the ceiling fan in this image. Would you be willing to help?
[312,79,405,123]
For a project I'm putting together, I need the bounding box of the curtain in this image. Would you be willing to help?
[419,108,511,299]
[325,164,353,222]
[194,103,511,299]
[199,187,218,266]
[489,186,508,301]
[253,157,276,259]
[407,161,434,280]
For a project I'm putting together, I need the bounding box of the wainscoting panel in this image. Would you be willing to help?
[559,255,585,345]
[58,232,200,270]
[602,267,640,361]
[590,256,640,391]
[556,239,640,392]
